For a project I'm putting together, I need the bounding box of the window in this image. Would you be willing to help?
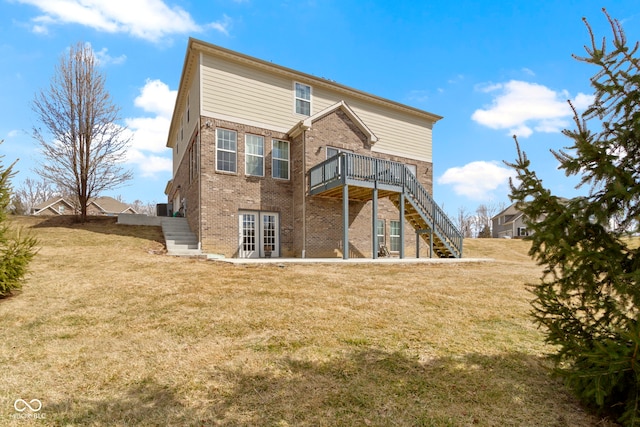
[294,82,311,116]
[326,146,352,159]
[189,135,198,183]
[518,227,528,237]
[216,129,237,173]
[245,134,264,177]
[406,164,417,176]
[186,94,190,123]
[272,140,290,179]
[377,219,385,247]
[390,220,401,252]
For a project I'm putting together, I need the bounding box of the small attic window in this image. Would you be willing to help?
[294,82,311,116]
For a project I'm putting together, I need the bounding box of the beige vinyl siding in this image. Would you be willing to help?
[312,87,433,162]
[173,67,201,174]
[201,55,297,131]
[200,54,433,163]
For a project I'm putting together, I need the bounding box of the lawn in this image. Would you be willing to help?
[0,216,618,426]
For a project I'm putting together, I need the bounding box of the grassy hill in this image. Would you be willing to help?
[0,216,618,426]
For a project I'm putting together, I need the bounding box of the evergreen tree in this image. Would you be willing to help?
[507,10,640,425]
[0,141,38,296]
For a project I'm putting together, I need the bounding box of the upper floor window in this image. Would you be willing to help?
[294,82,311,116]
[272,140,290,180]
[186,94,190,123]
[216,129,237,173]
[245,134,265,177]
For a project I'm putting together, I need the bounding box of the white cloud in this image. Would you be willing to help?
[471,80,594,138]
[124,79,176,177]
[94,47,126,66]
[521,68,535,76]
[407,89,429,103]
[16,0,232,42]
[133,79,176,119]
[437,161,516,201]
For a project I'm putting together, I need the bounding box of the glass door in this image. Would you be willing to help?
[238,212,258,258]
[239,211,279,258]
[261,213,279,258]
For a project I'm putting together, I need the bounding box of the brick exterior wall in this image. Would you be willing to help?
[198,118,293,257]
[172,108,436,259]
[301,108,434,258]
[168,129,200,237]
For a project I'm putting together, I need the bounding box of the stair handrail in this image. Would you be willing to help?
[402,168,463,257]
[308,152,462,257]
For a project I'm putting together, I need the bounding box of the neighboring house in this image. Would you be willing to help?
[491,202,531,238]
[165,38,462,259]
[33,196,137,216]
[31,197,75,216]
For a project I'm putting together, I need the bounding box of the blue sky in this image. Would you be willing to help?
[1,0,639,216]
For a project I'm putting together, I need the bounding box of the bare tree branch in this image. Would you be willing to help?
[31,42,132,221]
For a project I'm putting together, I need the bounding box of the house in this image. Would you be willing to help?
[31,197,75,216]
[33,196,137,216]
[164,38,462,259]
[491,202,530,238]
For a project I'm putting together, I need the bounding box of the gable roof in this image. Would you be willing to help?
[492,202,520,221]
[33,197,74,214]
[89,197,137,214]
[167,37,443,148]
[32,196,137,215]
[288,101,379,144]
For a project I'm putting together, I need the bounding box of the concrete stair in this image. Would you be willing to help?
[161,217,202,256]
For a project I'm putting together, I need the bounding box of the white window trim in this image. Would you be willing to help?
[390,220,401,252]
[186,93,190,123]
[376,219,386,246]
[216,129,238,173]
[245,134,265,177]
[272,139,290,180]
[294,82,312,116]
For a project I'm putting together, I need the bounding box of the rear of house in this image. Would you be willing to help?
[165,38,461,259]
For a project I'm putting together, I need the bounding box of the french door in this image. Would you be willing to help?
[238,211,279,258]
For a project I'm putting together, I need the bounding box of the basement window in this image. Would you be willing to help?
[390,220,401,252]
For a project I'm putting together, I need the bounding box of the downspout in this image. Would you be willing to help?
[301,130,307,258]
[198,125,202,252]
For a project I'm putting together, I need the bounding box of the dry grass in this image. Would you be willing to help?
[0,216,618,426]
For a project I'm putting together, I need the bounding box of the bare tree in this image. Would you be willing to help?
[455,206,473,238]
[131,199,157,216]
[32,42,132,222]
[15,177,58,214]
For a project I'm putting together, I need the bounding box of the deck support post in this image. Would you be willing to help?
[372,186,378,259]
[430,228,434,258]
[343,183,349,260]
[399,192,405,259]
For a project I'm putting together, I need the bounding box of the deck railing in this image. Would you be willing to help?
[309,152,462,258]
